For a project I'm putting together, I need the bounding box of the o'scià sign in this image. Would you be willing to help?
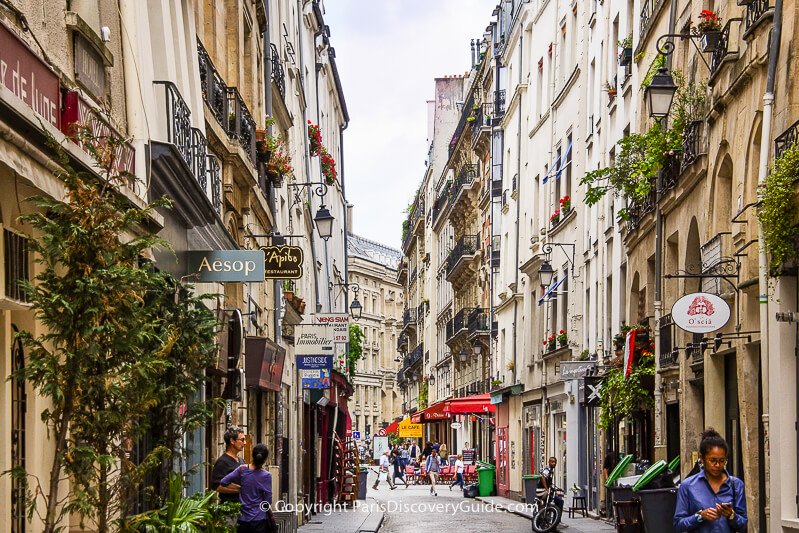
[671,292,731,334]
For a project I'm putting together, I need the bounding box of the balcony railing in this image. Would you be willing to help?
[447,307,476,342]
[626,185,657,232]
[659,349,679,369]
[449,94,474,158]
[680,121,703,171]
[432,182,451,222]
[640,0,655,36]
[446,235,480,274]
[197,41,227,125]
[270,43,286,99]
[226,87,257,166]
[207,155,222,214]
[775,120,799,158]
[658,313,676,369]
[493,90,506,121]
[402,308,418,329]
[409,200,425,231]
[659,152,682,194]
[467,308,489,335]
[409,267,418,285]
[745,0,770,32]
[471,104,489,145]
[451,164,478,203]
[709,24,733,78]
[397,334,408,351]
[408,343,424,367]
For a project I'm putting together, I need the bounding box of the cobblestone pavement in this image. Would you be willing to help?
[298,471,617,533]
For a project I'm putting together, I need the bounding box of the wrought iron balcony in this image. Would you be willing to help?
[402,308,418,329]
[397,261,408,284]
[447,307,475,344]
[409,200,425,233]
[680,121,703,171]
[659,152,682,195]
[397,334,409,352]
[270,43,286,99]
[493,90,506,121]
[501,190,508,208]
[408,343,424,367]
[709,24,733,79]
[432,182,452,223]
[659,349,679,370]
[471,104,490,147]
[451,164,478,205]
[226,87,257,166]
[467,308,490,336]
[626,185,657,232]
[207,155,222,214]
[449,93,474,158]
[397,369,406,384]
[745,0,770,32]
[775,120,799,158]
[197,41,227,125]
[409,267,418,285]
[446,235,480,277]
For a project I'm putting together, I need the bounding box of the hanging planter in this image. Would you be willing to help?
[700,31,722,52]
[619,47,633,66]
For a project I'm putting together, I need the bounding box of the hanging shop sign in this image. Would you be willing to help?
[671,292,730,334]
[583,376,603,406]
[261,245,303,279]
[398,420,423,438]
[244,336,285,392]
[187,250,265,282]
[295,324,335,355]
[313,313,350,342]
[0,20,61,128]
[450,422,462,429]
[297,355,332,389]
[560,360,597,380]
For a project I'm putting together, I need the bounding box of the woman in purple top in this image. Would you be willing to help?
[219,443,274,533]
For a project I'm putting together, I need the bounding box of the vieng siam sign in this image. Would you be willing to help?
[261,245,303,279]
[187,250,265,282]
[671,292,731,334]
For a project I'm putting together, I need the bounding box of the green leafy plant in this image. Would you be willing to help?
[387,431,403,447]
[758,141,799,267]
[618,34,633,49]
[10,126,219,533]
[122,472,240,533]
[419,378,429,409]
[598,358,655,430]
[401,219,410,241]
[577,350,590,361]
[348,323,364,374]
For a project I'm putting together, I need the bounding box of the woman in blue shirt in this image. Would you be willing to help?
[674,428,747,532]
[219,443,274,533]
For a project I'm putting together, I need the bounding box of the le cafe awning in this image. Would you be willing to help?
[410,394,496,424]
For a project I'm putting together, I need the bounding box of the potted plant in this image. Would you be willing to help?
[543,334,556,352]
[550,210,561,225]
[618,35,633,66]
[557,329,568,347]
[282,280,295,301]
[266,136,292,185]
[695,9,722,52]
[256,116,276,164]
[320,146,338,185]
[307,120,323,156]
[605,81,617,98]
[559,195,571,214]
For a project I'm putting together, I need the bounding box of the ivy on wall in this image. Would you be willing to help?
[758,141,799,267]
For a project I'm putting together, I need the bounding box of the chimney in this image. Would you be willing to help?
[346,203,354,233]
[470,39,476,68]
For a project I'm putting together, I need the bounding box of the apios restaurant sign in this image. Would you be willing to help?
[671,292,730,334]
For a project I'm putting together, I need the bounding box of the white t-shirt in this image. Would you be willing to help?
[379,454,391,470]
[455,459,464,474]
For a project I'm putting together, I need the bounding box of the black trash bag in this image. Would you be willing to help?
[463,483,479,498]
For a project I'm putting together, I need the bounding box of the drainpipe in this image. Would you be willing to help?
[757,0,782,520]
[512,31,523,384]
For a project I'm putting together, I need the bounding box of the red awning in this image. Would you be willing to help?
[411,401,451,423]
[446,394,496,414]
[385,419,402,434]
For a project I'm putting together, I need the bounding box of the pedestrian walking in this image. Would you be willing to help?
[450,453,465,491]
[218,443,275,533]
[400,442,410,470]
[426,449,441,496]
[439,443,448,464]
[423,441,433,458]
[410,441,419,463]
[210,426,246,503]
[372,450,396,490]
[674,428,748,532]
[393,449,409,488]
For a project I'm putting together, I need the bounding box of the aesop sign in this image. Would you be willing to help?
[187,250,265,282]
[261,245,303,279]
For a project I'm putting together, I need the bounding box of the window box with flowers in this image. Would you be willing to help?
[266,136,292,186]
[320,147,338,185]
[550,210,561,227]
[543,334,556,352]
[618,35,633,66]
[256,116,276,164]
[559,195,571,215]
[694,10,722,52]
[307,120,322,156]
[604,81,617,99]
[556,329,568,347]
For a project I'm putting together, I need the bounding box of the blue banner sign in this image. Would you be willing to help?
[297,355,332,389]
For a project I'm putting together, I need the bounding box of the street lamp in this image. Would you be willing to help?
[459,348,469,363]
[645,67,677,119]
[472,339,482,356]
[539,260,556,289]
[313,205,335,241]
[349,294,363,321]
[429,373,435,385]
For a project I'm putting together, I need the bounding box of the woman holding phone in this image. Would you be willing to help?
[674,428,748,532]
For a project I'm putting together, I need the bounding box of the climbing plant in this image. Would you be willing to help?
[598,356,655,430]
[348,323,364,374]
[758,141,799,267]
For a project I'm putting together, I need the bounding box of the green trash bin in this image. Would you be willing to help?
[476,462,496,497]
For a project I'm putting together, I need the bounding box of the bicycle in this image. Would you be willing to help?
[531,485,564,533]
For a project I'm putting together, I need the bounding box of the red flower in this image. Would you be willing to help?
[307,122,323,157]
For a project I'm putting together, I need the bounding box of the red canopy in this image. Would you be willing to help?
[385,418,402,434]
[411,401,451,423]
[446,394,496,414]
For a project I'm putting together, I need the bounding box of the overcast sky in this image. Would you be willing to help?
[324,1,493,250]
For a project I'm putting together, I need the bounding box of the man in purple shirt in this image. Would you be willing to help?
[219,443,273,533]
[674,429,747,532]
